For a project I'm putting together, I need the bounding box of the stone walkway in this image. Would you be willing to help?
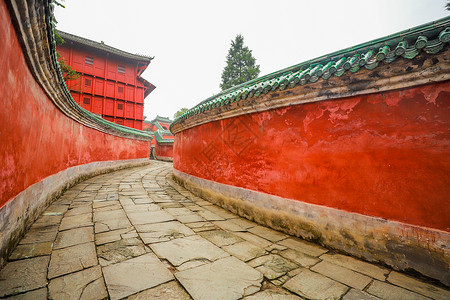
[1,161,449,300]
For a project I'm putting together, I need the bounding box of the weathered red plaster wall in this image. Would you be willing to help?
[0,1,150,208]
[174,81,450,231]
[155,143,174,158]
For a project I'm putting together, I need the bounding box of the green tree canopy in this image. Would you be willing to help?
[220,34,260,91]
[173,107,189,119]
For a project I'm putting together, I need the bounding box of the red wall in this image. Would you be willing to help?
[155,143,174,159]
[57,43,147,130]
[0,1,150,208]
[174,81,450,231]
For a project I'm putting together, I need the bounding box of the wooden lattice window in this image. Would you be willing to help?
[83,97,90,105]
[118,86,124,93]
[85,78,92,86]
[117,103,124,110]
[118,65,126,74]
[85,56,94,65]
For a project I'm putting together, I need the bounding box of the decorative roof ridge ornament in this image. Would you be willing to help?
[170,17,450,133]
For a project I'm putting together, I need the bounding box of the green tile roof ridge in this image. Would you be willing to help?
[57,30,154,62]
[170,16,450,132]
[151,115,173,123]
[152,130,174,144]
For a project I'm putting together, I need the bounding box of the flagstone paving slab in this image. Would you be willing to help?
[0,256,50,297]
[54,226,94,249]
[150,235,229,269]
[127,281,192,300]
[136,221,195,244]
[19,225,58,244]
[127,210,175,225]
[223,241,267,262]
[176,256,263,300]
[3,287,48,300]
[278,249,320,267]
[48,242,97,279]
[102,253,173,300]
[242,289,301,299]
[48,266,107,300]
[198,229,244,247]
[8,241,52,260]
[3,162,448,300]
[283,268,349,299]
[311,260,372,290]
[366,280,430,300]
[59,213,93,231]
[320,253,389,281]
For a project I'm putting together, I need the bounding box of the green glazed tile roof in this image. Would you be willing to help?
[170,16,450,132]
[151,116,173,124]
[152,130,174,144]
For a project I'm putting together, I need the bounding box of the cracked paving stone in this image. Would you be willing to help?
[176,256,263,300]
[2,287,47,300]
[127,210,175,225]
[198,230,244,247]
[127,281,191,300]
[234,232,272,248]
[122,204,161,213]
[54,226,94,249]
[311,260,372,290]
[33,215,63,228]
[386,271,450,300]
[248,226,288,243]
[150,235,229,270]
[0,256,50,297]
[242,289,301,299]
[278,238,328,257]
[65,205,92,216]
[175,213,205,223]
[342,289,381,300]
[8,241,52,260]
[102,253,173,300]
[92,200,120,209]
[48,265,108,300]
[249,254,298,280]
[48,242,97,279]
[136,221,195,244]
[19,225,58,244]
[213,220,246,232]
[97,237,148,266]
[320,253,388,281]
[59,213,93,231]
[196,209,225,221]
[278,249,320,267]
[366,280,430,300]
[223,241,267,262]
[95,227,136,245]
[283,268,349,299]
[164,207,192,216]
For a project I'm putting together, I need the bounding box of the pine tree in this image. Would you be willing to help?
[220,35,260,91]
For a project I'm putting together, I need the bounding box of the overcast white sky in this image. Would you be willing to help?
[54,0,449,121]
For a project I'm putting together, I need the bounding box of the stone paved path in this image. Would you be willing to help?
[1,161,449,299]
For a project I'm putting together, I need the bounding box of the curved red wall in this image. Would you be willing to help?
[0,1,150,208]
[174,81,450,231]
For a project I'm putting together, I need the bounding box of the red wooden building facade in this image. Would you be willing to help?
[57,31,155,130]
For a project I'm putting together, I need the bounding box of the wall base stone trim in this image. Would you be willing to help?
[0,158,149,267]
[173,169,450,287]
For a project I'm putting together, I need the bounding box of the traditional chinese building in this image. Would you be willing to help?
[56,31,155,130]
[143,116,174,161]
